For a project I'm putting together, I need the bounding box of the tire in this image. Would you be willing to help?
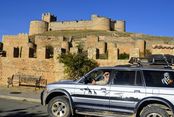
[140,105,169,117]
[47,96,71,117]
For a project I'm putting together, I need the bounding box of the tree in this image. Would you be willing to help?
[58,52,98,80]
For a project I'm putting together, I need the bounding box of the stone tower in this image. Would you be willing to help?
[29,13,57,35]
[42,13,57,23]
[114,20,126,32]
[29,21,48,35]
[91,14,111,31]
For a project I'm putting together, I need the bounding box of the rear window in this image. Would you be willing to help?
[143,70,174,87]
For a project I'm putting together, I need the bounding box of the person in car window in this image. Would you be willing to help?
[92,71,110,85]
[162,72,174,86]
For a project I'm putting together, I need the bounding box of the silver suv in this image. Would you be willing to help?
[41,64,174,117]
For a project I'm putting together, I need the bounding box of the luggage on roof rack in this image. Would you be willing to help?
[148,54,174,65]
[128,54,173,69]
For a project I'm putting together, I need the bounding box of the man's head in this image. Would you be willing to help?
[103,72,110,79]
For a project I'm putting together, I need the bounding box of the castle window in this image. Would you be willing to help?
[45,46,54,59]
[29,48,36,58]
[0,51,6,57]
[13,47,20,58]
[61,48,66,54]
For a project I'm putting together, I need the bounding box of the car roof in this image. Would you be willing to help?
[94,65,174,72]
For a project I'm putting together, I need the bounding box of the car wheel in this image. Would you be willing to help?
[48,96,71,117]
[140,105,169,117]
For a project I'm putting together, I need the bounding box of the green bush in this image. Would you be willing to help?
[118,52,129,60]
[58,52,98,80]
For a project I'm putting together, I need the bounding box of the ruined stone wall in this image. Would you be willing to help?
[35,36,63,47]
[0,33,144,86]
[116,42,134,53]
[152,49,174,55]
[35,36,70,60]
[0,57,65,85]
[2,34,30,58]
[144,40,165,50]
[152,44,174,55]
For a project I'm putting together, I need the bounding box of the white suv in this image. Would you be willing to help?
[41,63,174,117]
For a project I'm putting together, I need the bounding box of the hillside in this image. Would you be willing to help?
[30,30,174,42]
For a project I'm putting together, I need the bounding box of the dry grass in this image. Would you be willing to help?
[29,30,174,42]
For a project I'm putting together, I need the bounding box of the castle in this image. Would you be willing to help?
[0,13,174,86]
[29,13,126,35]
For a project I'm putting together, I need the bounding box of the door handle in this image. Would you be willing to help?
[134,90,140,93]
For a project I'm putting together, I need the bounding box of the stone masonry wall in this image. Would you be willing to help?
[49,21,93,31]
[29,13,126,35]
[0,57,65,86]
[0,33,157,86]
[2,34,29,58]
[152,44,174,55]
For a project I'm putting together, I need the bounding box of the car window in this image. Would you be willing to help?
[143,70,174,87]
[79,69,112,84]
[113,70,136,85]
[113,70,143,86]
[80,70,103,84]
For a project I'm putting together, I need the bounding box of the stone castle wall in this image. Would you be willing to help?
[29,21,48,36]
[0,33,146,86]
[29,13,126,35]
[1,32,173,86]
[152,44,174,55]
[0,58,65,85]
[2,12,173,86]
[2,34,30,59]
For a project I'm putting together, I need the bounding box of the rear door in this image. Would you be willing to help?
[110,69,146,113]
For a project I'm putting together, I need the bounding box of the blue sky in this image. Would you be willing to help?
[0,0,174,42]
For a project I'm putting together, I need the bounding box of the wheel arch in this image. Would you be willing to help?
[45,89,74,115]
[135,97,174,117]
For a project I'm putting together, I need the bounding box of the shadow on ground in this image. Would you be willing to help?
[2,111,48,117]
[0,105,48,117]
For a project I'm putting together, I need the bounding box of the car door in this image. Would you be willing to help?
[109,69,146,114]
[72,68,112,111]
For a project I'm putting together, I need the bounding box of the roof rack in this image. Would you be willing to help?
[128,54,173,69]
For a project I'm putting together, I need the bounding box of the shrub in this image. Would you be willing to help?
[58,52,98,80]
[118,52,129,60]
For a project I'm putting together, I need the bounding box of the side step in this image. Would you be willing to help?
[75,109,133,117]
